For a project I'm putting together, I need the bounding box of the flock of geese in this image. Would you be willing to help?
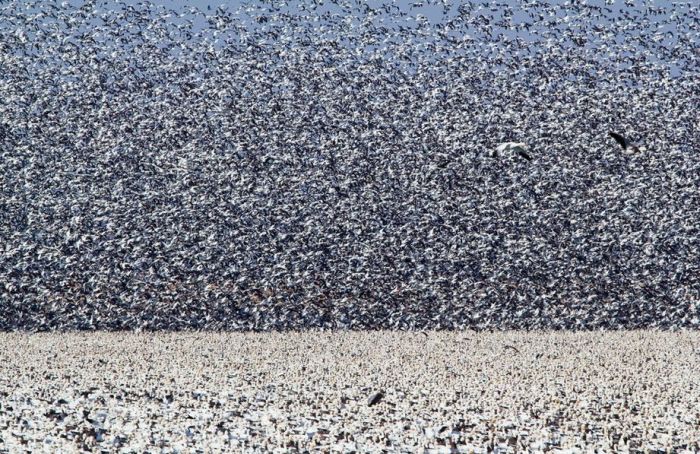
[0,0,698,331]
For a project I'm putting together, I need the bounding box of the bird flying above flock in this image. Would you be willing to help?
[496,142,532,161]
[609,131,641,153]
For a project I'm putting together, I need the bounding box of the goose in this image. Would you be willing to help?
[495,142,532,161]
[609,131,641,153]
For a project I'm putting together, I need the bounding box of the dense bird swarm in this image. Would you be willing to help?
[1,0,699,331]
[2,332,700,451]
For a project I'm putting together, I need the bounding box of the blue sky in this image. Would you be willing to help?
[12,0,694,78]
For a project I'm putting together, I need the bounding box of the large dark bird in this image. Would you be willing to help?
[609,131,640,153]
[367,390,385,406]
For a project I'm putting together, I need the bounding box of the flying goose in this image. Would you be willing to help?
[609,131,640,153]
[495,142,532,161]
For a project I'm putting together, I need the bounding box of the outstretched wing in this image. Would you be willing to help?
[496,143,509,153]
[609,131,628,149]
[517,149,532,161]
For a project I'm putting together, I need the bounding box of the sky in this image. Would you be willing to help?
[6,0,696,78]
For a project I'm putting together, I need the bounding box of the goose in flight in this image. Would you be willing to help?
[495,142,532,161]
[609,131,640,153]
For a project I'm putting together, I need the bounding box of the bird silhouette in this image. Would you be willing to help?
[609,132,640,153]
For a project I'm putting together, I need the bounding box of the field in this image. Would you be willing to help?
[2,331,699,452]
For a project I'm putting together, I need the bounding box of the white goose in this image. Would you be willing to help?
[495,142,532,161]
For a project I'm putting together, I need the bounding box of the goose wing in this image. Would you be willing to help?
[517,149,532,161]
[496,143,510,153]
[609,131,628,149]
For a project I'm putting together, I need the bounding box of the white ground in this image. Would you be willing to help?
[1,331,699,453]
